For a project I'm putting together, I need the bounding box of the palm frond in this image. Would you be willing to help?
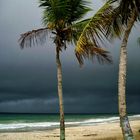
[19,28,50,48]
[110,0,140,23]
[72,18,91,31]
[70,18,91,44]
[75,1,123,65]
[40,0,67,26]
[66,0,91,23]
[75,38,112,65]
[40,0,91,27]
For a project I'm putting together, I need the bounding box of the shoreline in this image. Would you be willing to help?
[0,114,139,133]
[0,120,140,140]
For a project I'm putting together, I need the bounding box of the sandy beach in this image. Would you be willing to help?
[0,120,139,140]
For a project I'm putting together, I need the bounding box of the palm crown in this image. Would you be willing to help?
[19,0,112,64]
[111,0,140,23]
[20,0,91,49]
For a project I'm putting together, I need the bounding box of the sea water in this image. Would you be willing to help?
[0,113,139,132]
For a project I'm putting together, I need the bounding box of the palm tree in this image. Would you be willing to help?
[76,0,140,139]
[19,0,112,140]
[117,10,137,140]
[112,1,139,139]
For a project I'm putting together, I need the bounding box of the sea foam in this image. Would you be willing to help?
[0,115,139,132]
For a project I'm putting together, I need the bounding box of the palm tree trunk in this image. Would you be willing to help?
[118,11,136,140]
[56,47,65,140]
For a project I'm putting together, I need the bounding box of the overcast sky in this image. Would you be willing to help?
[0,0,140,113]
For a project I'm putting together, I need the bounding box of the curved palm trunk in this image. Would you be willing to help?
[56,47,65,140]
[118,11,136,140]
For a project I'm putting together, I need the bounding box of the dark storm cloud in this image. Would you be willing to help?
[0,0,140,113]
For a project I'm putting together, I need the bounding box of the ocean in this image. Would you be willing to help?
[0,113,139,132]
